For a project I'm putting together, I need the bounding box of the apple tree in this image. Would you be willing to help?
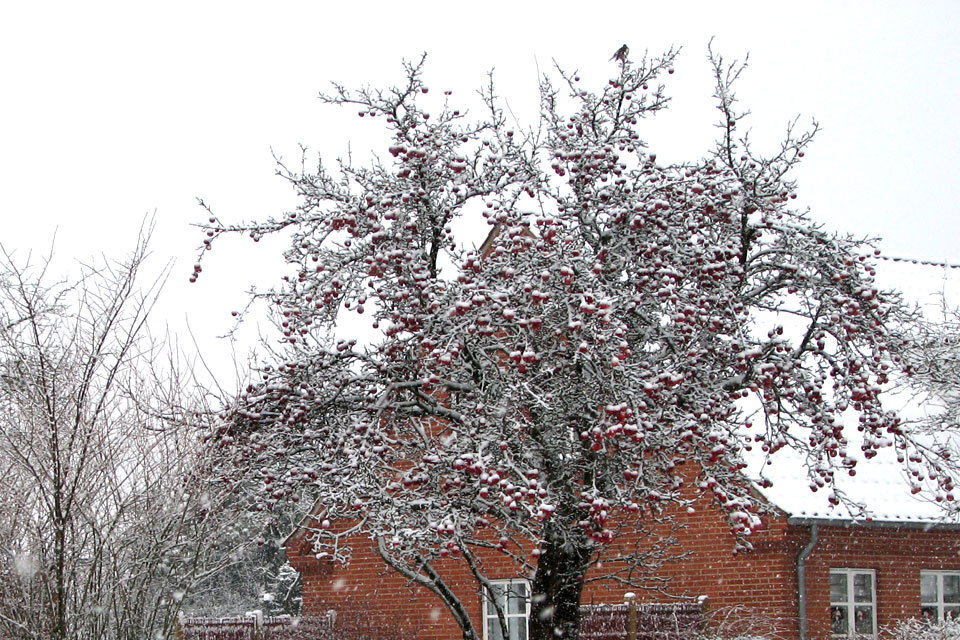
[895,298,960,482]
[197,49,958,640]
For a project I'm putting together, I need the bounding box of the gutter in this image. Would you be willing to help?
[787,516,960,531]
[796,524,818,640]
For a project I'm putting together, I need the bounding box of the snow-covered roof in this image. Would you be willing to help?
[748,260,960,527]
[753,445,959,527]
[747,381,960,527]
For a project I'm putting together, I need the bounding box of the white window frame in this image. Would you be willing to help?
[921,571,960,622]
[482,579,530,640]
[830,568,877,639]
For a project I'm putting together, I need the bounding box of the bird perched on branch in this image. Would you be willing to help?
[611,44,629,62]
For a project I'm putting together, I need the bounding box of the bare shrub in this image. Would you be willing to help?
[693,605,790,640]
[882,618,960,640]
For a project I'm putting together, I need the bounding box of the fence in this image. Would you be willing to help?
[580,598,706,640]
[178,612,332,640]
[180,599,705,640]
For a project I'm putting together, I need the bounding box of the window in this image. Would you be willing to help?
[830,569,876,638]
[483,580,529,640]
[921,572,960,622]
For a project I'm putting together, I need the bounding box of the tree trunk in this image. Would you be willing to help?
[528,523,591,640]
[53,506,68,640]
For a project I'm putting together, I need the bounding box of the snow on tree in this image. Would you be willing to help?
[894,296,960,480]
[197,48,959,640]
[181,507,304,618]
[0,230,243,640]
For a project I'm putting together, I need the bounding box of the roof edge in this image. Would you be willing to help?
[787,516,960,531]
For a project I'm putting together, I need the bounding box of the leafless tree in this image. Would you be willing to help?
[0,230,241,640]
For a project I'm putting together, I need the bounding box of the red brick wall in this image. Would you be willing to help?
[801,525,960,640]
[293,538,472,639]
[288,492,806,639]
[647,500,807,639]
[288,508,960,640]
[289,522,530,640]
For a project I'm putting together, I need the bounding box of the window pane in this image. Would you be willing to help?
[946,606,960,621]
[922,574,939,603]
[831,573,848,602]
[509,617,526,640]
[507,584,527,615]
[854,605,874,634]
[831,605,848,634]
[854,573,873,603]
[488,618,504,640]
[487,582,529,640]
[944,575,960,603]
[921,606,939,621]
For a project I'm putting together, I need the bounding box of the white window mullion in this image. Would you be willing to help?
[830,568,876,639]
[484,579,530,640]
[921,571,960,622]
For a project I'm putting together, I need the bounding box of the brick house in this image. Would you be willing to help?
[283,236,959,640]
[284,447,960,640]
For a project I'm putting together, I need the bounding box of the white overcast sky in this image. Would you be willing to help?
[2,0,959,384]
